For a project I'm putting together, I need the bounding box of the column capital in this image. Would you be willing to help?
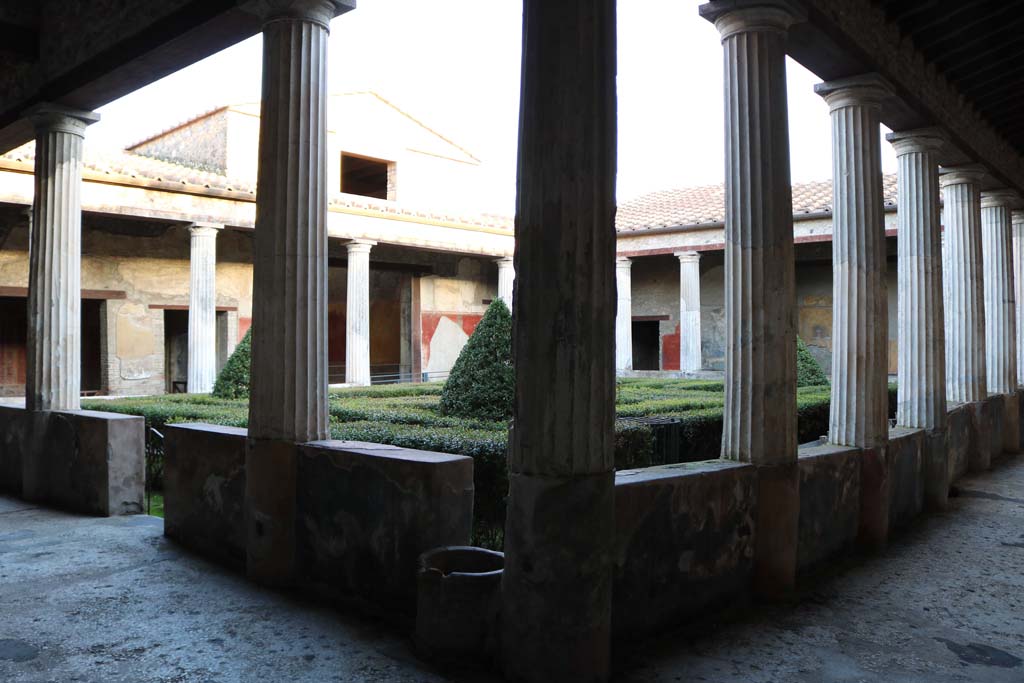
[247,0,355,28]
[615,256,632,268]
[886,128,945,156]
[495,256,514,266]
[1012,209,1024,225]
[675,251,701,264]
[23,103,100,137]
[980,189,1019,210]
[699,1,806,40]
[345,238,375,255]
[814,73,893,112]
[939,165,987,189]
[189,222,222,237]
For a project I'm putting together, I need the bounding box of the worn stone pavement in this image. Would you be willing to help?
[1,456,1022,682]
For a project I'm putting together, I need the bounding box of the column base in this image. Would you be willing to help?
[501,470,614,683]
[857,445,890,551]
[245,438,298,586]
[752,461,799,599]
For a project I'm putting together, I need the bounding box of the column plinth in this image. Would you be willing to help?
[887,130,946,431]
[941,167,988,404]
[24,104,100,412]
[675,251,702,372]
[187,224,219,393]
[816,75,891,450]
[615,257,633,372]
[702,0,804,598]
[345,239,374,386]
[980,190,1018,395]
[495,256,515,310]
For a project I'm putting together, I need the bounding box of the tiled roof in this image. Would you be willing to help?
[1,141,514,231]
[616,174,899,231]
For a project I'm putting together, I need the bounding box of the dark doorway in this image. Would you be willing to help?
[164,310,189,393]
[81,300,102,394]
[632,320,661,370]
[0,296,26,396]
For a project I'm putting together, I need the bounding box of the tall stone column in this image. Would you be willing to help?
[187,224,219,394]
[1014,208,1024,387]
[24,105,99,412]
[701,0,804,596]
[888,129,948,509]
[345,239,374,386]
[888,130,946,430]
[815,75,890,451]
[980,190,1018,395]
[816,75,891,549]
[941,168,987,404]
[501,0,617,679]
[615,257,633,372]
[496,256,515,309]
[246,0,353,585]
[676,251,702,372]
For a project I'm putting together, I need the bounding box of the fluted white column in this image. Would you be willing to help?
[24,105,99,412]
[345,239,374,386]
[496,257,515,309]
[981,190,1018,395]
[248,0,349,443]
[615,257,633,372]
[888,130,946,430]
[941,167,987,404]
[1013,209,1024,387]
[706,3,801,466]
[816,75,890,449]
[187,224,219,393]
[676,251,702,372]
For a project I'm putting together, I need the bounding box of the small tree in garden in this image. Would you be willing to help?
[212,329,252,399]
[797,336,830,387]
[439,299,514,420]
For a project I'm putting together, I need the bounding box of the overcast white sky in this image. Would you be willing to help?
[91,0,897,213]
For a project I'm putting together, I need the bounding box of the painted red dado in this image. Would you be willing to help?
[238,317,252,340]
[661,324,680,371]
[420,312,484,367]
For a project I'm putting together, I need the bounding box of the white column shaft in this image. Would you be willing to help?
[818,79,890,449]
[677,251,702,372]
[718,16,798,463]
[345,241,373,386]
[25,107,98,411]
[496,257,515,309]
[981,192,1017,395]
[187,226,218,393]
[248,9,330,442]
[890,132,946,430]
[1013,210,1024,387]
[615,258,633,371]
[942,172,987,403]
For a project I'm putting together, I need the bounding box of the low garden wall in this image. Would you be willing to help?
[0,405,144,515]
[887,427,924,532]
[797,442,860,573]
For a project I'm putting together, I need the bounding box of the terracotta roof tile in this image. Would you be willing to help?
[616,174,899,231]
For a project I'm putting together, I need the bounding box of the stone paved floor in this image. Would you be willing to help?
[1,456,1022,682]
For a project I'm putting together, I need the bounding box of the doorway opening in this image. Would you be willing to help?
[164,310,188,393]
[631,320,661,371]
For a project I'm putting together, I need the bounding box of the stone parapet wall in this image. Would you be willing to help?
[0,405,144,515]
[797,443,860,572]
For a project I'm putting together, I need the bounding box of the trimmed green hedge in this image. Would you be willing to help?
[439,299,513,420]
[212,329,252,399]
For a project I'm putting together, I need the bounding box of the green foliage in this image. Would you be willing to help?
[797,336,830,387]
[438,299,514,420]
[212,329,252,399]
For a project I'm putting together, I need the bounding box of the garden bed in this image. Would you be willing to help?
[84,379,894,548]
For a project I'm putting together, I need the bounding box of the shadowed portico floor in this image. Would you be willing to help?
[1,457,1023,683]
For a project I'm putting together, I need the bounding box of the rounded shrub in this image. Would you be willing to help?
[797,336,830,387]
[212,328,252,399]
[438,299,513,421]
